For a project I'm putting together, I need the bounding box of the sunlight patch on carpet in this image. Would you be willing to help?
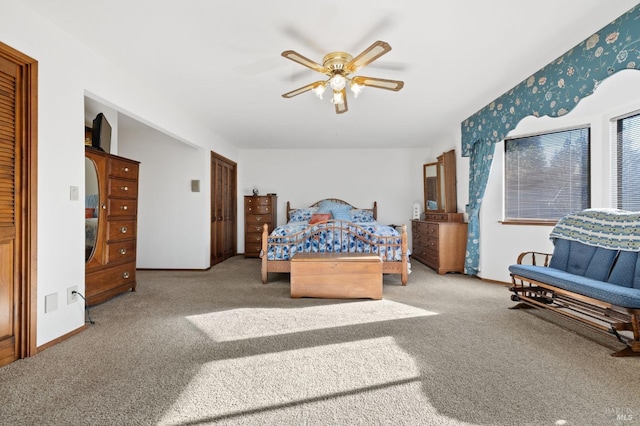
[186,299,437,342]
[158,336,432,425]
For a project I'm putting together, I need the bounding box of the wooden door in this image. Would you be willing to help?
[0,43,37,367]
[210,152,236,266]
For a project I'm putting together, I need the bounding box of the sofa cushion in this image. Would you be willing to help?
[548,238,570,271]
[549,239,617,282]
[607,250,640,289]
[584,246,619,281]
[509,264,640,308]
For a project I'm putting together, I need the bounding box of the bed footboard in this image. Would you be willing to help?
[260,221,408,285]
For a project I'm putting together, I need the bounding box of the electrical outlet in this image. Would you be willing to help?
[67,286,78,304]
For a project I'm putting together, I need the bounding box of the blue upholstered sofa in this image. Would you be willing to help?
[509,209,640,357]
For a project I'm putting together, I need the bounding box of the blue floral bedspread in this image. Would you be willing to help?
[266,221,408,261]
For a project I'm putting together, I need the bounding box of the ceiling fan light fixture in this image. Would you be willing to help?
[350,81,364,98]
[312,83,326,100]
[331,90,344,105]
[329,74,346,91]
[281,41,404,114]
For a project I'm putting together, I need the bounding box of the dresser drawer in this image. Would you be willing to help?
[245,242,262,256]
[425,237,438,250]
[425,223,439,237]
[412,242,427,257]
[424,213,449,222]
[424,248,439,264]
[245,232,263,244]
[106,240,136,264]
[108,178,138,199]
[86,261,136,300]
[413,221,433,234]
[246,214,273,226]
[107,220,137,242]
[246,204,273,214]
[109,158,139,180]
[246,196,273,207]
[108,199,137,217]
[413,232,434,246]
[246,224,265,234]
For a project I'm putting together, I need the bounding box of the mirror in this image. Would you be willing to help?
[423,149,457,214]
[85,156,99,262]
[424,162,439,211]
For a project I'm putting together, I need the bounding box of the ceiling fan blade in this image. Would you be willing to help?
[281,50,329,74]
[335,89,348,114]
[282,81,326,98]
[344,41,392,74]
[347,16,395,53]
[279,25,327,55]
[366,61,407,72]
[351,76,404,91]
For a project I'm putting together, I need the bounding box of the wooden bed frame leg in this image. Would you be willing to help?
[261,223,268,284]
[401,224,408,285]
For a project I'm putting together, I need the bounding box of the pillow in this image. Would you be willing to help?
[350,209,375,223]
[317,200,352,221]
[331,207,352,221]
[309,213,331,224]
[315,200,335,214]
[289,207,317,222]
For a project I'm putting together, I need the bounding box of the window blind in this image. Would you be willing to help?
[615,113,640,211]
[505,127,590,221]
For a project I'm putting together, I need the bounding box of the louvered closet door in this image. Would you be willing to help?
[211,153,237,266]
[222,161,236,261]
[0,56,20,367]
[211,158,224,265]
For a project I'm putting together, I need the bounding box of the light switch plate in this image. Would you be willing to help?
[191,180,200,192]
[70,186,79,201]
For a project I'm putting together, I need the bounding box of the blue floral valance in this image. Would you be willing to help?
[461,4,640,157]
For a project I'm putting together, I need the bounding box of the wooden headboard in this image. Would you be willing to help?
[286,199,378,222]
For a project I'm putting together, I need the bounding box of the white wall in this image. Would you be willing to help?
[118,119,211,269]
[237,147,448,253]
[2,2,237,346]
[476,70,640,282]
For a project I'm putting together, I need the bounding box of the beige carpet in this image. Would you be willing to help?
[1,256,639,425]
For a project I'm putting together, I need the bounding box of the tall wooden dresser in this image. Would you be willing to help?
[85,148,139,305]
[244,195,277,258]
[411,212,467,274]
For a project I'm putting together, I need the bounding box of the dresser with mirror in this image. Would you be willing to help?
[85,147,140,305]
[412,149,467,274]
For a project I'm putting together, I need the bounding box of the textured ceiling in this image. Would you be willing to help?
[24,0,640,149]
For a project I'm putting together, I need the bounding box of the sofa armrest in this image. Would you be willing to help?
[516,251,553,267]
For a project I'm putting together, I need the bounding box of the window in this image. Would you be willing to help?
[505,127,590,221]
[614,112,640,211]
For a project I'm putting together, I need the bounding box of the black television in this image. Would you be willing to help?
[91,113,112,152]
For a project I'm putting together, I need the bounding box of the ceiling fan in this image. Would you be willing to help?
[281,40,404,114]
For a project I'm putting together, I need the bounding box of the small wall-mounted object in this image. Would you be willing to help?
[44,293,58,313]
[191,180,200,192]
[412,203,421,220]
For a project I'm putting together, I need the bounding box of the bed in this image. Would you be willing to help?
[259,199,409,285]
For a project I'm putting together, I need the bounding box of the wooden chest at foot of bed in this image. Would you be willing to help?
[290,252,383,299]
